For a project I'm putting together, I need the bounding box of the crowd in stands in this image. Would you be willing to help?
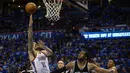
[0,31,130,73]
[0,2,129,73]
[88,5,126,27]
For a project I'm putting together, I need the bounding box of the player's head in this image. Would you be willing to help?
[57,60,65,69]
[107,60,115,68]
[78,51,88,61]
[33,42,43,51]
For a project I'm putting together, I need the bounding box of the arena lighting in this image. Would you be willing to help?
[81,31,130,39]
[12,0,15,2]
[38,5,41,8]
[8,4,11,6]
[18,5,21,7]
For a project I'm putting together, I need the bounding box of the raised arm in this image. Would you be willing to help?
[28,14,35,61]
[42,45,53,56]
[38,40,53,56]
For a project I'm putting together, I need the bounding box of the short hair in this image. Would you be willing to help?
[58,60,64,64]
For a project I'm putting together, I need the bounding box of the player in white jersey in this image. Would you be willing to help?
[28,14,53,73]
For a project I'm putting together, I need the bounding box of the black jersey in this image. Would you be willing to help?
[73,60,89,73]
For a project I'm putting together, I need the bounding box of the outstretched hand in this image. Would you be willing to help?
[29,14,33,26]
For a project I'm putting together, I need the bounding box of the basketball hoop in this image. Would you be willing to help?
[43,0,63,21]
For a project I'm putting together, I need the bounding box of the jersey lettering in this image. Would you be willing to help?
[41,62,46,68]
[31,53,50,73]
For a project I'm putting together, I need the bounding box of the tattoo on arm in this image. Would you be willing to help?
[28,26,33,52]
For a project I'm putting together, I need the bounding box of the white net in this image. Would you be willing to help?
[43,0,63,21]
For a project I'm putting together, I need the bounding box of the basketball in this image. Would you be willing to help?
[25,2,37,14]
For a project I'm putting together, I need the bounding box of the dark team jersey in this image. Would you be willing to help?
[73,60,89,73]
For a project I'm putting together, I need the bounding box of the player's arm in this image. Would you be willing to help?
[38,40,53,56]
[66,61,74,70]
[94,67,115,73]
[28,14,36,61]
[88,63,114,73]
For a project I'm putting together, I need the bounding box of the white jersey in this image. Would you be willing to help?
[31,53,50,73]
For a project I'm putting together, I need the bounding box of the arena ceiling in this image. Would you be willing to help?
[0,0,129,19]
[0,0,129,33]
[1,0,130,13]
[1,0,88,10]
[0,0,89,22]
[0,0,90,32]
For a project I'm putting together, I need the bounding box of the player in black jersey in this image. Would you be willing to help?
[51,51,90,73]
[72,51,90,73]
[52,51,115,73]
[67,51,94,73]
